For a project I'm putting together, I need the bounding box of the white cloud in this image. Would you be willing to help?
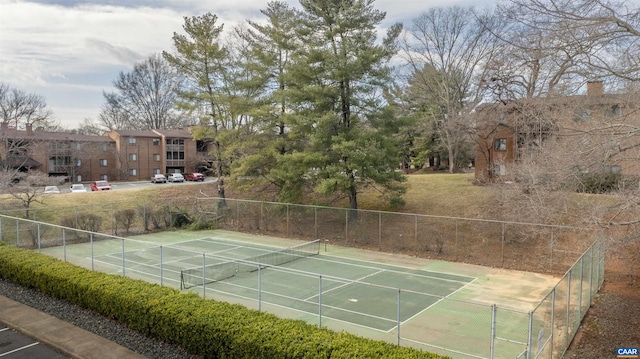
[0,0,496,128]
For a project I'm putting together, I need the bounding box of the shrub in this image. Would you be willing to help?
[114,209,136,235]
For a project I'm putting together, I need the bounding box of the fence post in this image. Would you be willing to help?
[378,212,382,248]
[345,209,349,245]
[258,266,262,312]
[397,288,401,346]
[318,275,322,327]
[90,233,94,271]
[0,217,2,242]
[550,228,555,272]
[551,288,556,358]
[578,257,584,322]
[566,271,572,349]
[315,207,318,240]
[414,214,418,245]
[159,246,164,286]
[527,311,533,359]
[62,228,66,261]
[37,223,41,252]
[501,222,505,268]
[16,219,19,246]
[202,254,206,299]
[122,238,125,277]
[490,304,496,359]
[455,219,459,260]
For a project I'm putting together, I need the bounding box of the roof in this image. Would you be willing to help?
[109,130,160,138]
[0,128,114,143]
[152,129,193,138]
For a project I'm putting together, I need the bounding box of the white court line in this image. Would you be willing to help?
[303,269,385,302]
[0,342,40,357]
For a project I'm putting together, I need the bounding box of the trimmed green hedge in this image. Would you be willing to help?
[0,244,447,359]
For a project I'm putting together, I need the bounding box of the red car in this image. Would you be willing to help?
[90,180,112,191]
[185,173,205,181]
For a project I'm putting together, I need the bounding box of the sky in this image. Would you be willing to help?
[0,0,495,129]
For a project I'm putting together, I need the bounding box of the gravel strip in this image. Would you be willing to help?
[0,278,201,359]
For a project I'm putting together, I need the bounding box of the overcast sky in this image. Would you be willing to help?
[0,0,496,129]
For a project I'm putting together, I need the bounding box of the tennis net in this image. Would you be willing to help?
[180,239,321,289]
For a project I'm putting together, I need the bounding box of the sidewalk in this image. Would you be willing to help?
[0,295,147,359]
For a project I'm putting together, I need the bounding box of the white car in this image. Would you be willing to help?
[70,184,87,193]
[167,173,184,182]
[44,186,60,194]
[151,174,167,183]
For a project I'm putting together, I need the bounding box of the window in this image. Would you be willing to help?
[606,165,621,174]
[100,174,108,181]
[606,105,622,120]
[153,139,160,145]
[574,109,592,122]
[153,168,161,175]
[76,143,81,150]
[99,159,107,167]
[494,138,507,151]
[493,164,506,176]
[128,137,136,145]
[129,168,137,176]
[102,143,108,151]
[153,154,160,161]
[76,159,82,167]
[76,175,82,182]
[129,153,137,161]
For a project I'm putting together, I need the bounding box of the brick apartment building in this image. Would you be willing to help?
[0,124,209,183]
[474,81,640,182]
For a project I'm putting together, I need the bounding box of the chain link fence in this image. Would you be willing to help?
[0,196,605,359]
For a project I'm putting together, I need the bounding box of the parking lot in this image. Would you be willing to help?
[0,324,68,359]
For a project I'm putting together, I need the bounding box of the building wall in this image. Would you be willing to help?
[1,126,202,183]
[475,84,640,182]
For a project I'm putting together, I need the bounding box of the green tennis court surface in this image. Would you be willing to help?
[91,237,475,332]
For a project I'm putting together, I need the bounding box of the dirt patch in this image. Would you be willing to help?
[563,256,640,359]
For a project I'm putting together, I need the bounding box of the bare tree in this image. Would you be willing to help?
[503,0,640,84]
[0,83,55,129]
[102,53,185,130]
[400,6,500,173]
[0,84,56,179]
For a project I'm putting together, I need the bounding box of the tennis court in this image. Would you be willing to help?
[90,236,476,332]
[37,229,561,358]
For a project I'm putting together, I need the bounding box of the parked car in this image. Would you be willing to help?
[167,173,184,182]
[90,180,112,191]
[70,184,87,193]
[151,174,167,183]
[44,186,60,194]
[185,172,205,181]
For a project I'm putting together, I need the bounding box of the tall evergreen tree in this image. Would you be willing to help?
[291,0,406,212]
[229,2,311,202]
[163,13,229,198]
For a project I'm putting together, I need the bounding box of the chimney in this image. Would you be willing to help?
[587,81,603,96]
[26,123,33,135]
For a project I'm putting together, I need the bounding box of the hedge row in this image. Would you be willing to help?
[0,244,447,359]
